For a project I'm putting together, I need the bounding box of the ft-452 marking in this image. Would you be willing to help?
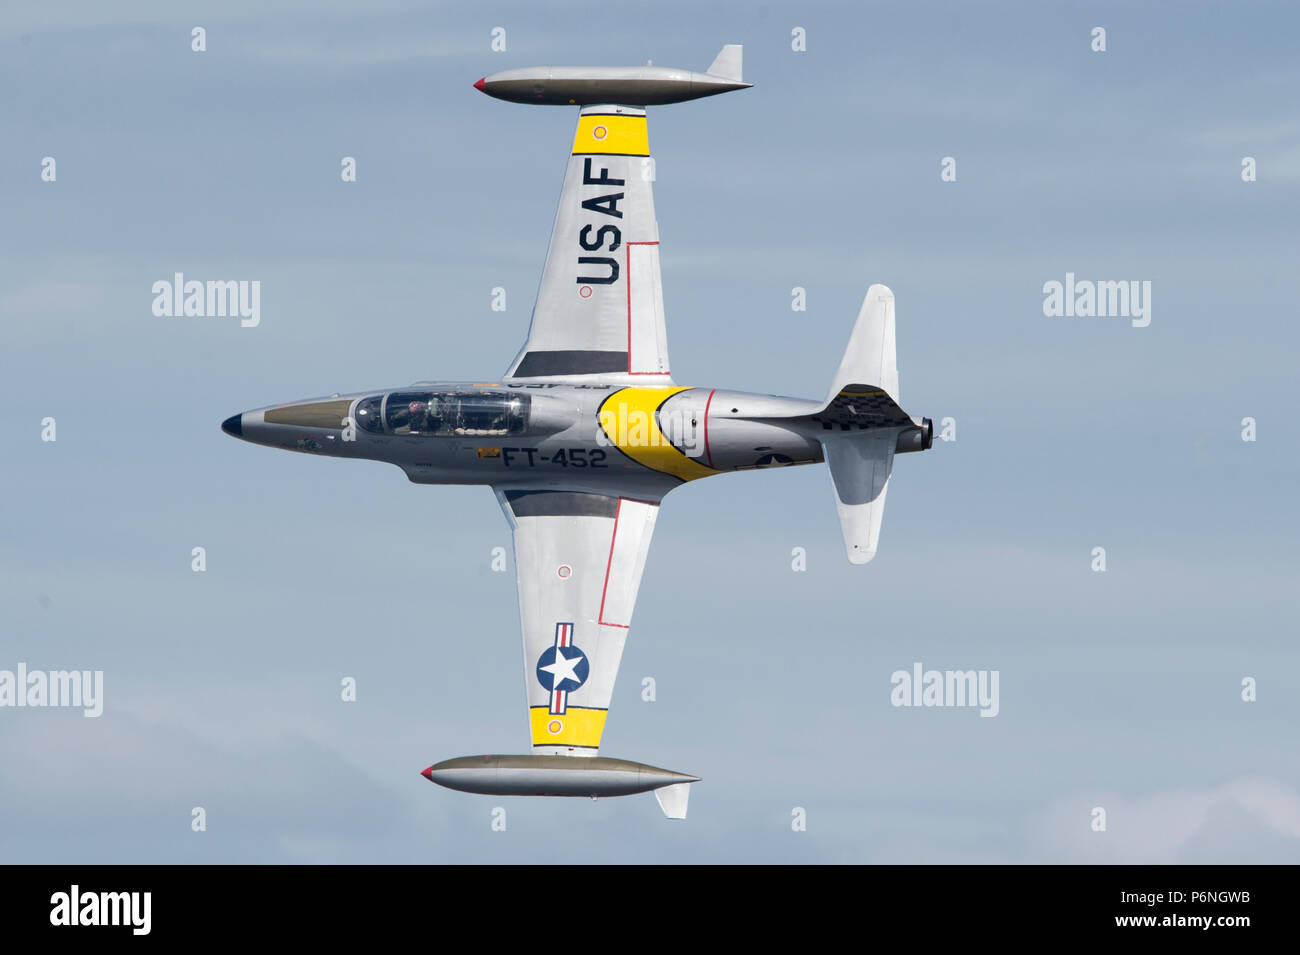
[502,448,608,468]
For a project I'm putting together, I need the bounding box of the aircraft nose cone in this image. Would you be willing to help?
[420,766,434,781]
[221,414,243,437]
[473,77,486,92]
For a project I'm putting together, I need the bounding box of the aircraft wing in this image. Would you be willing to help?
[495,489,661,754]
[504,105,671,381]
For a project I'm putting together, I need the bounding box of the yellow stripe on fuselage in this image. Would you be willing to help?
[573,114,649,156]
[598,387,718,482]
[530,706,607,749]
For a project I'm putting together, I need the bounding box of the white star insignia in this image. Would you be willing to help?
[541,647,583,689]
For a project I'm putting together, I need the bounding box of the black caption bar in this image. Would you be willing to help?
[2,864,1285,941]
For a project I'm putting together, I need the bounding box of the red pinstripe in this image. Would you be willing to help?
[597,498,627,627]
[703,388,717,469]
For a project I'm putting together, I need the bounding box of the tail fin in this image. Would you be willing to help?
[828,284,899,406]
[825,433,894,564]
[653,781,693,819]
[706,44,743,82]
[818,285,932,564]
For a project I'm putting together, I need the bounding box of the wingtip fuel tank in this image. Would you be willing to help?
[422,755,699,818]
[473,44,750,107]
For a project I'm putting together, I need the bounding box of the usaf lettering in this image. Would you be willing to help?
[577,158,623,285]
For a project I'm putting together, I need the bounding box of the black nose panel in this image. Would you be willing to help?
[221,414,243,437]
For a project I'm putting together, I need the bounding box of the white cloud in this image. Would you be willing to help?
[1027,777,1300,863]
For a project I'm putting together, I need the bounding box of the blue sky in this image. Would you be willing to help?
[2,0,1298,862]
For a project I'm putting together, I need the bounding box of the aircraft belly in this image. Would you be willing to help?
[701,418,822,472]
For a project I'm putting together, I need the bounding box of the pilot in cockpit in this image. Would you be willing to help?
[407,400,430,433]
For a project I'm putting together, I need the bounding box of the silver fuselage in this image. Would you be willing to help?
[223,381,842,498]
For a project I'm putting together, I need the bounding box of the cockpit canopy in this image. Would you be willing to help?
[355,391,530,437]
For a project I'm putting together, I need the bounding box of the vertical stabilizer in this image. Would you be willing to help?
[706,45,743,82]
[654,781,693,819]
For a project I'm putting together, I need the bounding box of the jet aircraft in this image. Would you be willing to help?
[222,45,934,818]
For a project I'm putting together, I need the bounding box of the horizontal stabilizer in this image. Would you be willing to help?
[823,431,894,564]
[828,284,899,406]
